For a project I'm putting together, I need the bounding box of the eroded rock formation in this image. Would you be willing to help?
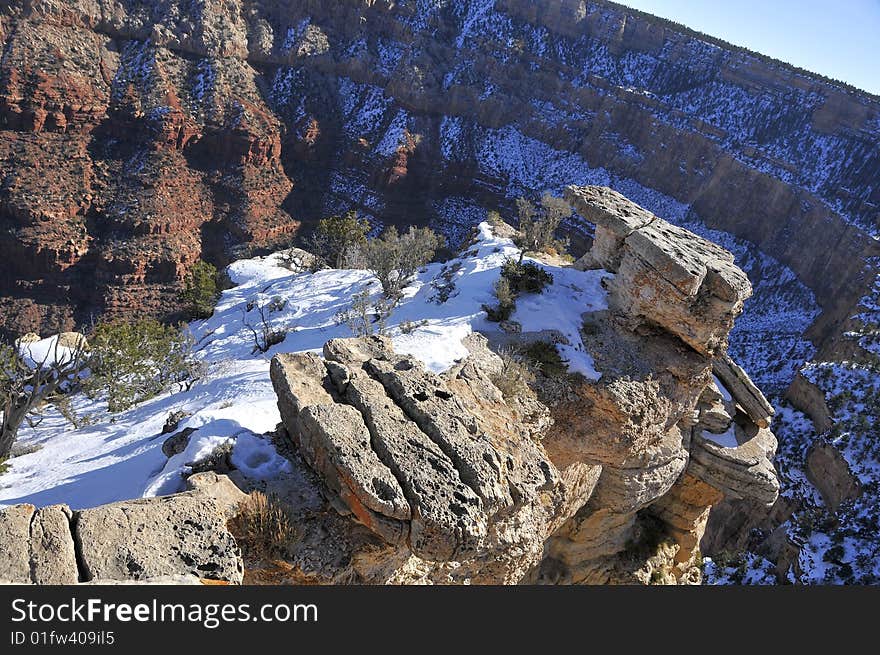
[530,187,778,584]
[259,187,781,584]
[270,335,568,583]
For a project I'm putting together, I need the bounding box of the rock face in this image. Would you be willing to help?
[261,188,780,584]
[0,0,877,367]
[805,441,861,513]
[785,372,834,433]
[0,490,243,584]
[0,504,79,584]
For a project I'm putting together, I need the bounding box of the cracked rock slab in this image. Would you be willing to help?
[328,356,487,562]
[367,352,560,511]
[271,336,567,570]
[0,504,36,583]
[713,354,775,428]
[75,492,243,584]
[0,503,79,584]
[363,354,515,513]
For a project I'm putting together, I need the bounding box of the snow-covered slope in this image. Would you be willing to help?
[0,224,608,511]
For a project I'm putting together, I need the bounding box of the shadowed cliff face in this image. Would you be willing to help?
[0,0,877,365]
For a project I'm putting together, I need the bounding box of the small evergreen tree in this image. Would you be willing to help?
[363,226,444,302]
[513,193,571,261]
[85,320,205,412]
[181,260,220,319]
[310,211,371,268]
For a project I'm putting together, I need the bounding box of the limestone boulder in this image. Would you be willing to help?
[270,336,568,579]
[0,503,79,584]
[76,492,243,584]
[30,505,79,584]
[0,504,37,583]
[565,185,752,357]
[184,471,249,519]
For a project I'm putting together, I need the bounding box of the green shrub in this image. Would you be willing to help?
[363,226,444,302]
[523,341,568,378]
[823,544,846,564]
[483,277,516,322]
[501,258,553,294]
[513,193,571,258]
[309,211,371,269]
[181,260,220,319]
[483,259,552,323]
[85,320,206,412]
[0,456,8,475]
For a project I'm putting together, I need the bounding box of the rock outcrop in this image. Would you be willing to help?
[785,372,834,433]
[260,187,780,584]
[2,188,780,585]
[270,336,568,583]
[805,441,862,513]
[566,186,752,357]
[524,186,778,584]
[0,490,243,584]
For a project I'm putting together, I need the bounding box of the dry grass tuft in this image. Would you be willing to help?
[228,492,296,561]
[491,347,536,401]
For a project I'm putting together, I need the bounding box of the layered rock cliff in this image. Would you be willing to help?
[1,0,877,362]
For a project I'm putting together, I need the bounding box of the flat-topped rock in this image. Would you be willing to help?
[76,492,243,583]
[567,185,659,237]
[566,185,752,356]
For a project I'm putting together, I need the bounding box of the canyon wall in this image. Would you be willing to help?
[0,0,877,359]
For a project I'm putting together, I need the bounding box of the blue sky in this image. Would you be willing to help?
[617,0,880,95]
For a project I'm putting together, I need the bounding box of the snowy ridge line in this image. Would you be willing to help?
[0,223,609,511]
